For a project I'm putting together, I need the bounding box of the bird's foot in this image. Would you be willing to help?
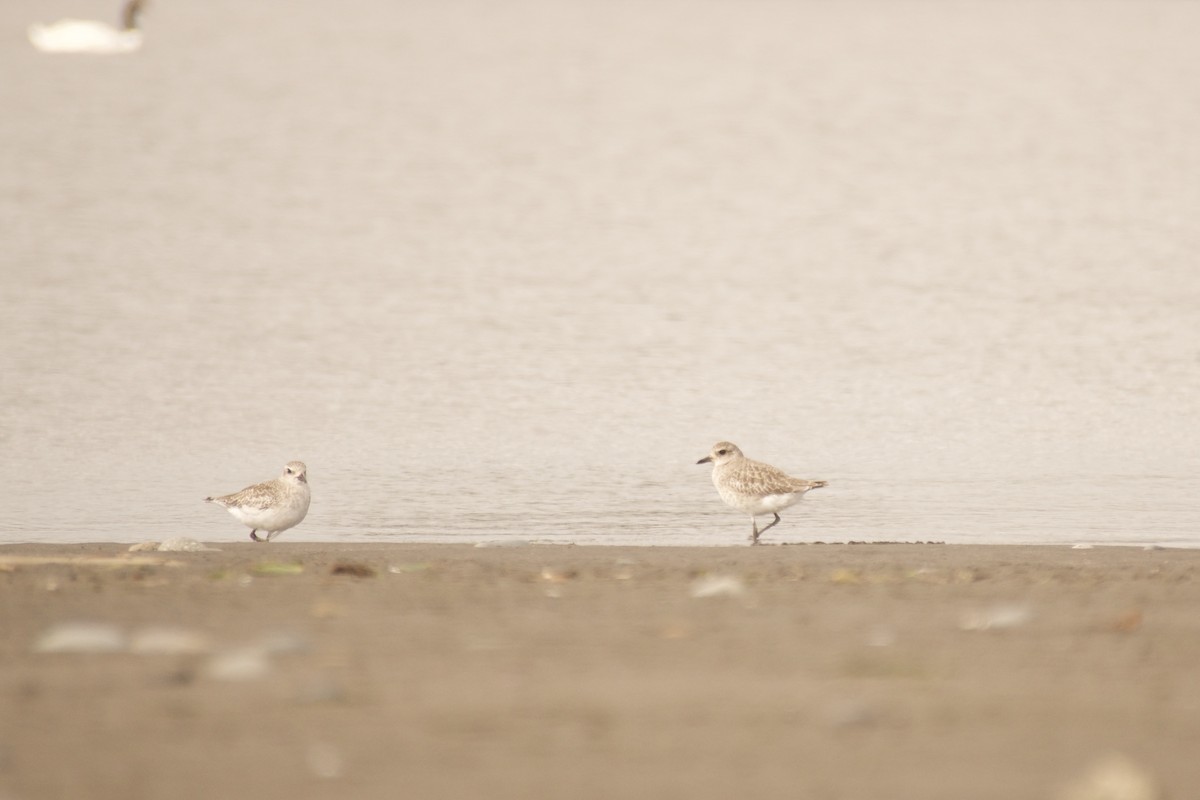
[249,531,262,542]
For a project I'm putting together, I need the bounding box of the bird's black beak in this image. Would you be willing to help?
[696,456,712,465]
[299,474,308,483]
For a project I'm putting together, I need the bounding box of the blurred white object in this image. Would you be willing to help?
[959,604,1032,631]
[202,632,307,680]
[1056,753,1163,800]
[204,647,271,681]
[28,0,145,54]
[34,622,126,653]
[689,574,746,598]
[306,742,344,780]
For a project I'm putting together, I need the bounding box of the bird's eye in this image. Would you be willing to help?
[717,449,727,456]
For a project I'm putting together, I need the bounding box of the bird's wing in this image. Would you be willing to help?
[730,460,804,496]
[219,482,280,510]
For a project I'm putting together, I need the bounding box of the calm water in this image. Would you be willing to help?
[2,0,1198,546]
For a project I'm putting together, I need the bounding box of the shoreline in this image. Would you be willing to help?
[2,537,1194,549]
[4,542,1199,799]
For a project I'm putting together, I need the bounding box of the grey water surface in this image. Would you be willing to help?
[2,0,1197,546]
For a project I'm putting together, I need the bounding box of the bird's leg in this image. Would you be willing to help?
[750,518,760,545]
[250,530,262,542]
[755,513,782,541]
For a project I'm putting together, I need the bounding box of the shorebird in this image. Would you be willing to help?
[28,0,146,54]
[205,461,311,542]
[697,442,826,545]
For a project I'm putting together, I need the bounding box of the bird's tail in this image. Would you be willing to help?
[810,480,829,490]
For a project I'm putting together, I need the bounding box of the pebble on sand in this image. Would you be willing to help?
[128,538,219,553]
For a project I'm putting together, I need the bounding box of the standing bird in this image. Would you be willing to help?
[697,442,826,545]
[205,461,311,542]
[28,0,146,54]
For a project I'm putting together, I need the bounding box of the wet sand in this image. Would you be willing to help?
[2,542,1198,799]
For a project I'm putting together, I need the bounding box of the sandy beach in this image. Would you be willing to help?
[2,542,1197,799]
